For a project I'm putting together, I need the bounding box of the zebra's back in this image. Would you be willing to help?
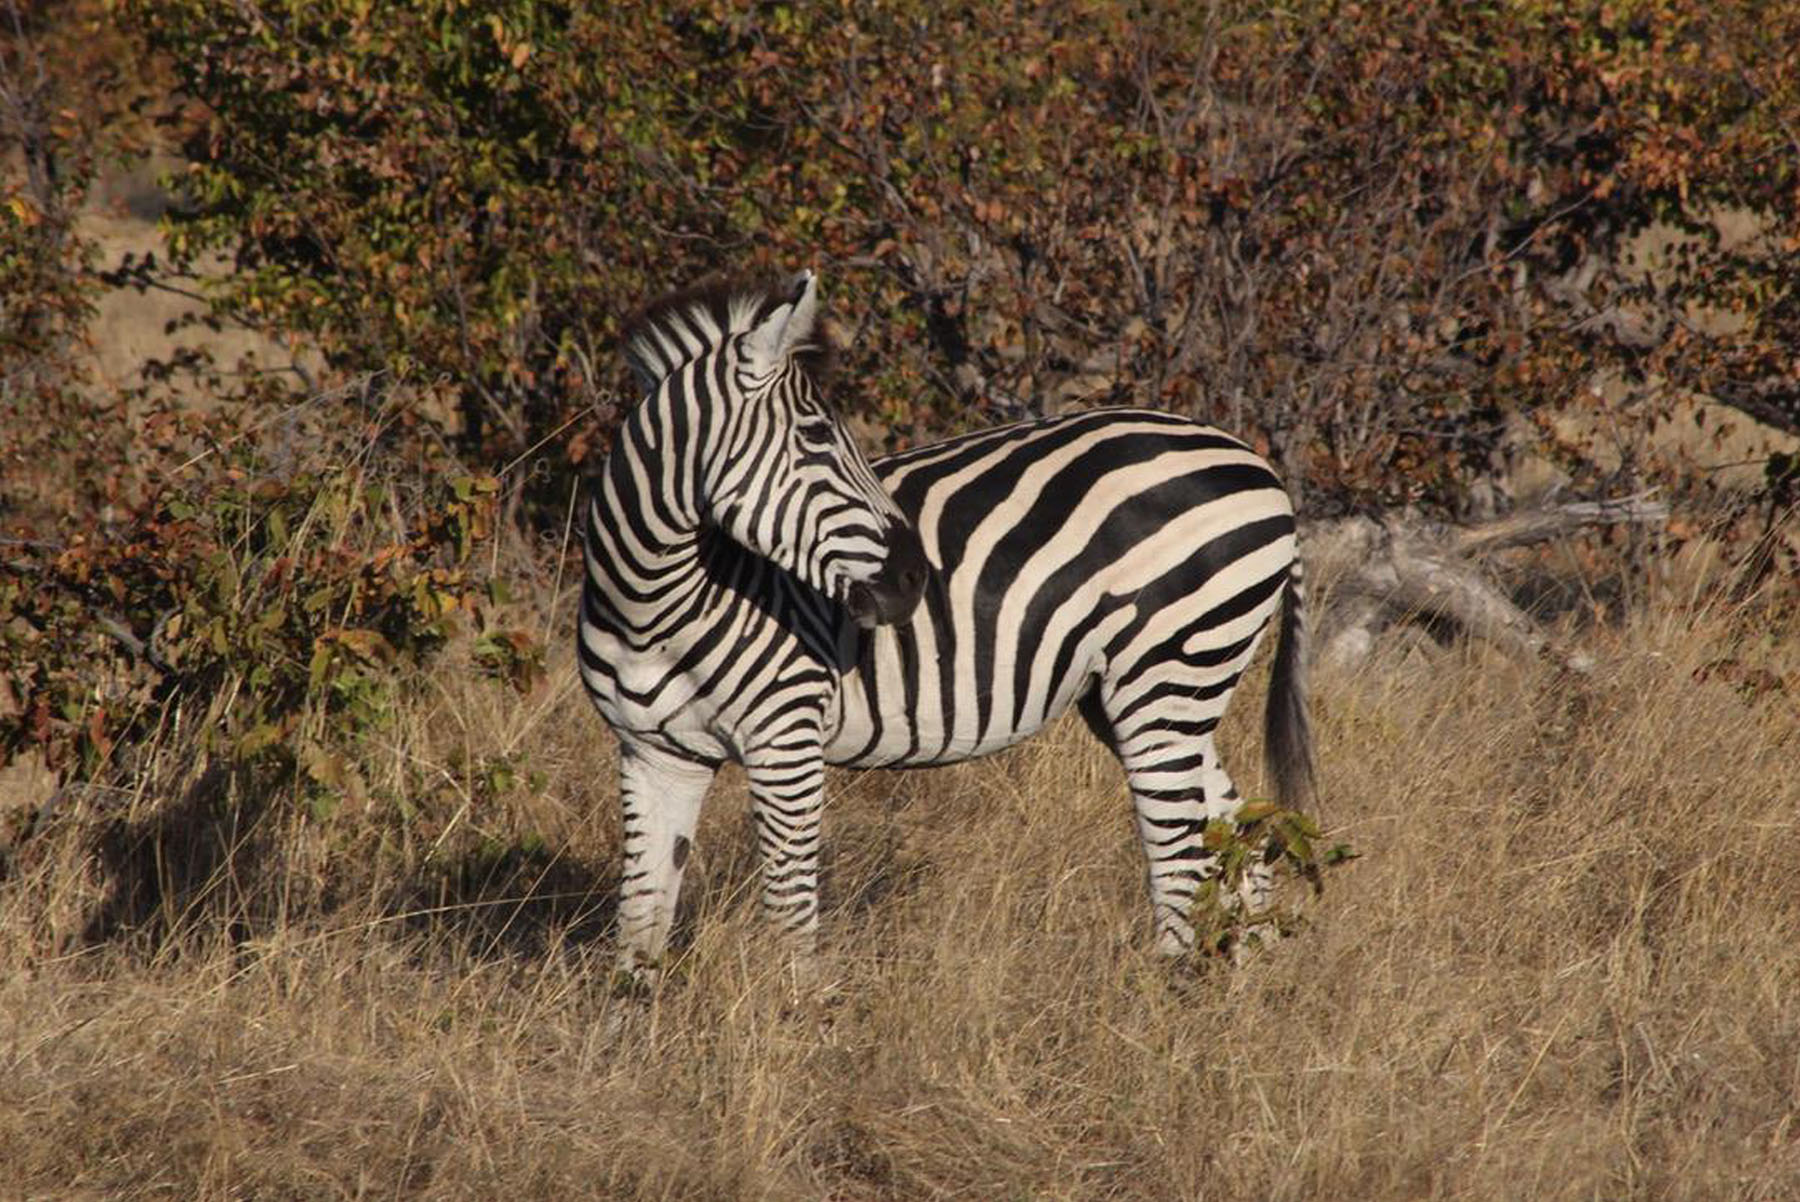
[826,409,1299,768]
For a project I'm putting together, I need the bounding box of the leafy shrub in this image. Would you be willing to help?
[1189,799,1357,958]
[122,0,1800,517]
[2,2,544,821]
[0,406,539,796]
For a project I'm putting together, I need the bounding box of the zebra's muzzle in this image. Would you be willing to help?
[844,524,929,628]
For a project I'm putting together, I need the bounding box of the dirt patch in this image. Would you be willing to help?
[79,164,319,400]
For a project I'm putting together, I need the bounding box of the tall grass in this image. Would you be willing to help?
[2,563,1796,1200]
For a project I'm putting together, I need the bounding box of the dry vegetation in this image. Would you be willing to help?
[3,548,1796,1201]
[6,5,1800,1197]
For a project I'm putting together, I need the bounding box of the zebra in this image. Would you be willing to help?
[579,271,1313,986]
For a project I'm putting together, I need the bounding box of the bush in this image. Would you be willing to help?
[0,399,539,799]
[6,0,1797,822]
[2,2,542,823]
[122,0,1800,515]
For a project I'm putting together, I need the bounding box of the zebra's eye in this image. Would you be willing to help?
[796,419,837,448]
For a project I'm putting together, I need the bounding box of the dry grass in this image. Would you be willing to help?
[3,570,1798,1200]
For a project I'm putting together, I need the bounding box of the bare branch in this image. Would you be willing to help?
[1303,495,1666,672]
[1452,493,1669,557]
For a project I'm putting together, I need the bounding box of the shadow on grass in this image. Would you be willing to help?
[77,762,266,953]
[384,837,620,967]
[35,762,932,974]
[24,771,622,972]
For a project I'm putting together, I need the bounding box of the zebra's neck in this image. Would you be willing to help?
[581,401,714,646]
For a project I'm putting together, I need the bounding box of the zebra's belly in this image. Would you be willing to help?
[822,624,1099,768]
[578,674,739,765]
[823,701,1075,768]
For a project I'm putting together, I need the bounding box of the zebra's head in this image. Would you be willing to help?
[624,271,929,628]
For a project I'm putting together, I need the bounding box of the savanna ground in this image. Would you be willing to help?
[3,542,1796,1201]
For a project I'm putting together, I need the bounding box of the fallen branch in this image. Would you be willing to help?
[1451,491,1668,557]
[1302,494,1668,671]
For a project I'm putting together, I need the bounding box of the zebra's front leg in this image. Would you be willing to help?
[614,740,716,990]
[744,736,829,980]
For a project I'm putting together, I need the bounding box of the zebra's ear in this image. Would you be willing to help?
[743,270,818,376]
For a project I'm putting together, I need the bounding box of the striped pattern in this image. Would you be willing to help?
[831,409,1311,953]
[581,277,1313,984]
[581,274,927,983]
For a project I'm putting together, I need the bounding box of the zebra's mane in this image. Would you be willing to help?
[622,274,836,396]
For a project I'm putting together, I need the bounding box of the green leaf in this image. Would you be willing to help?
[308,641,336,691]
[266,506,289,550]
[307,790,340,823]
[325,627,397,664]
[237,721,283,757]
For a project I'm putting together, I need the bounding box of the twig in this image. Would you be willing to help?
[94,613,147,661]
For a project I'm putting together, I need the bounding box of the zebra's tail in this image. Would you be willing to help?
[1264,553,1317,813]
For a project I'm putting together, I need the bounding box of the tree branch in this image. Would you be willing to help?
[1303,495,1668,672]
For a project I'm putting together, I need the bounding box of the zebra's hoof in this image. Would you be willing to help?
[610,961,660,999]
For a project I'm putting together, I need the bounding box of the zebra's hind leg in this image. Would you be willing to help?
[744,733,829,987]
[1130,734,1250,958]
[614,740,716,991]
[1081,695,1266,958]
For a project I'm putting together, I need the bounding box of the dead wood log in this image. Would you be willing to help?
[1301,493,1668,672]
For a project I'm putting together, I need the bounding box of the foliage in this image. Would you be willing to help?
[0,0,131,526]
[118,0,695,504]
[0,408,540,798]
[1188,798,1357,958]
[119,0,1800,516]
[1,3,544,804]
